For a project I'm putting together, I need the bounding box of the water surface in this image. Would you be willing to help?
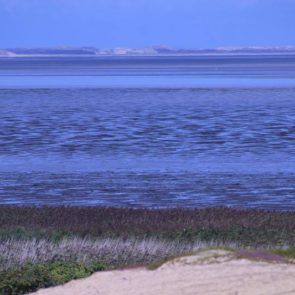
[0,56,294,208]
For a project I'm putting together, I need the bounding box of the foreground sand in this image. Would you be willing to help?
[33,250,295,295]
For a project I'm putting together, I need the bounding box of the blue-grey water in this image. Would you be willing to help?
[0,56,294,208]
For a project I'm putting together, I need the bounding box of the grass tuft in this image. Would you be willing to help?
[273,247,295,259]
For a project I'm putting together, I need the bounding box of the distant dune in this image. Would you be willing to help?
[1,46,295,57]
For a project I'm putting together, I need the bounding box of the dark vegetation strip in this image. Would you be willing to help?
[1,206,295,245]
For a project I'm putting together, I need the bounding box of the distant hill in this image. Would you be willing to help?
[1,46,295,57]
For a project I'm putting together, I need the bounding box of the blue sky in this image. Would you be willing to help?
[0,0,294,48]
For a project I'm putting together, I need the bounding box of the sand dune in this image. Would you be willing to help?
[32,250,295,295]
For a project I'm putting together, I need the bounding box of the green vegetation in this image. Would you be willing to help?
[273,247,295,259]
[0,261,105,295]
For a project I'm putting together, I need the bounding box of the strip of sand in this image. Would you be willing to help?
[32,250,295,295]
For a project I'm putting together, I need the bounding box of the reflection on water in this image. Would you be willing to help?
[0,56,294,208]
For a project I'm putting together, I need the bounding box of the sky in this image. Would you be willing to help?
[0,0,295,49]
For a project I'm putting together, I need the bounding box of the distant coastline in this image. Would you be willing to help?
[1,45,295,57]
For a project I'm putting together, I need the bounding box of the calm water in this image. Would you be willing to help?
[0,56,294,208]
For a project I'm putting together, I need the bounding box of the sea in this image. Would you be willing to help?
[0,55,294,209]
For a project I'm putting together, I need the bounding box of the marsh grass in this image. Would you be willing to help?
[1,206,294,246]
[0,237,239,271]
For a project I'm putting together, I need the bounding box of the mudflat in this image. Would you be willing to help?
[32,250,295,295]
